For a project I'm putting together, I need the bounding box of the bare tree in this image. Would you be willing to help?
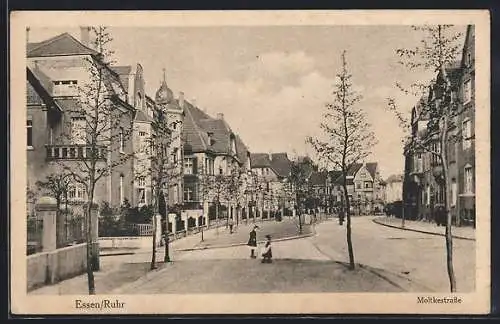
[307,50,377,270]
[199,170,231,234]
[387,25,464,292]
[289,157,315,234]
[136,106,182,268]
[55,26,134,294]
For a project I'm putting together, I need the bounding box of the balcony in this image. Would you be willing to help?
[46,144,107,161]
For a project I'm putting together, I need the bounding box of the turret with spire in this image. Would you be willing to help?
[155,68,174,105]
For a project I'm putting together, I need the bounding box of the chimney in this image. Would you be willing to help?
[178,91,185,108]
[217,113,224,120]
[26,27,30,44]
[80,26,91,47]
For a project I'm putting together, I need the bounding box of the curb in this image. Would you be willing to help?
[100,252,136,257]
[174,232,316,252]
[372,218,475,241]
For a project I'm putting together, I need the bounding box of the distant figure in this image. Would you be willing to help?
[261,234,273,263]
[247,225,258,258]
[434,205,447,226]
[229,217,235,234]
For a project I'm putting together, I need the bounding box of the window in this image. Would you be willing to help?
[136,93,143,109]
[71,117,86,145]
[139,131,146,137]
[364,181,372,189]
[27,118,33,148]
[184,157,194,174]
[53,80,78,96]
[462,119,472,150]
[464,165,474,194]
[119,175,124,205]
[68,182,86,201]
[219,167,223,175]
[49,126,53,145]
[451,180,457,207]
[172,148,178,164]
[416,153,423,173]
[204,157,215,175]
[437,184,445,204]
[119,127,124,153]
[467,53,472,68]
[184,187,193,202]
[137,175,146,205]
[464,79,472,104]
[355,182,361,190]
[138,189,146,205]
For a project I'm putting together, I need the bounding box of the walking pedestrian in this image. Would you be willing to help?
[229,217,234,234]
[247,225,258,258]
[261,234,272,263]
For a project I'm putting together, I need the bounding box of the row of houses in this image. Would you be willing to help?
[402,25,476,226]
[26,27,400,228]
[25,27,307,226]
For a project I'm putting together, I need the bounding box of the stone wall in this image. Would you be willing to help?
[27,243,87,291]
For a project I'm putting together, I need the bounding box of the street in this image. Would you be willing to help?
[29,216,475,295]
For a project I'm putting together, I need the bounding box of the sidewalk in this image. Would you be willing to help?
[28,217,311,295]
[180,217,313,251]
[29,226,223,295]
[372,216,475,241]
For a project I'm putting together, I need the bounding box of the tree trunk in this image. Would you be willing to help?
[441,116,457,292]
[216,200,219,235]
[86,182,96,295]
[151,214,157,269]
[164,192,170,262]
[342,183,355,270]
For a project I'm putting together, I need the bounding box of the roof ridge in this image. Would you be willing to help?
[27,32,70,54]
[28,32,99,58]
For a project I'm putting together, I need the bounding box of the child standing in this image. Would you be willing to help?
[261,234,272,263]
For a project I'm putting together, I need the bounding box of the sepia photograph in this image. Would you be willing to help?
[10,10,490,315]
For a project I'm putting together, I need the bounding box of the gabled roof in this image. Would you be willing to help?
[365,162,378,179]
[198,118,232,154]
[250,153,271,168]
[270,153,292,178]
[182,101,209,153]
[309,171,328,186]
[347,163,363,177]
[27,32,98,58]
[329,170,342,184]
[181,101,249,161]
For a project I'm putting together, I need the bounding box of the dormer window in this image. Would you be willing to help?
[53,80,78,96]
[207,132,215,146]
[231,137,236,153]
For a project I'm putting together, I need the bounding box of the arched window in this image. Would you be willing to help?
[136,92,143,109]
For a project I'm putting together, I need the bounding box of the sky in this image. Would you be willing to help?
[28,25,466,180]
